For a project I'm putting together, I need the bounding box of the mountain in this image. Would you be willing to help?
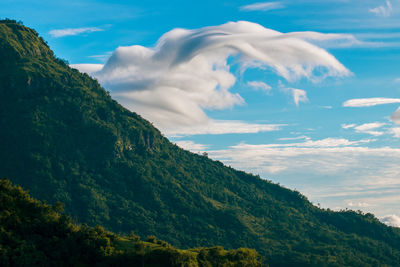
[0,178,262,266]
[1,19,400,266]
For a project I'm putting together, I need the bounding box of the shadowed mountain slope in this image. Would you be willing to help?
[1,19,400,266]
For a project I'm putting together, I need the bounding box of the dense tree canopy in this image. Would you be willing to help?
[0,178,263,266]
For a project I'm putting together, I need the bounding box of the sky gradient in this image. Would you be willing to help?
[1,0,400,226]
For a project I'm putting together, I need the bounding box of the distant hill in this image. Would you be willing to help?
[0,178,262,266]
[1,19,400,266]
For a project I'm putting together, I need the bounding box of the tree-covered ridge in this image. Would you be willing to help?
[0,179,263,267]
[1,19,400,266]
[0,19,53,61]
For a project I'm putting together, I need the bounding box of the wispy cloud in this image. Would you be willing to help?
[343,97,400,107]
[343,121,400,137]
[354,122,386,136]
[285,32,364,48]
[356,32,400,40]
[341,123,356,129]
[342,122,387,136]
[319,105,332,109]
[165,120,283,137]
[74,21,349,135]
[279,135,310,141]
[247,81,272,94]
[88,52,113,62]
[280,82,309,106]
[348,32,400,48]
[49,27,103,38]
[240,1,284,12]
[208,138,395,177]
[291,88,308,106]
[369,1,392,17]
[343,98,400,126]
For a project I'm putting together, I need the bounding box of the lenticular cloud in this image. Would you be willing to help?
[83,21,350,134]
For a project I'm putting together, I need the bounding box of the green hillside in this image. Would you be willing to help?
[1,19,400,266]
[0,178,262,266]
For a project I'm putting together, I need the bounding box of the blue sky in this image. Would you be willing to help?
[2,0,400,226]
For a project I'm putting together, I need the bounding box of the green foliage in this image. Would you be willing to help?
[0,179,263,266]
[1,19,400,266]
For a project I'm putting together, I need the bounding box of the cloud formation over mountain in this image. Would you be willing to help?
[74,21,350,135]
[381,214,400,227]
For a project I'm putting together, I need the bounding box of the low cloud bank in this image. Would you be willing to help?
[381,214,400,227]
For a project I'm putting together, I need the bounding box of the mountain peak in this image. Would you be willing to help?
[0,19,53,61]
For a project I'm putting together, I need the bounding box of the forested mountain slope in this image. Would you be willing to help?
[1,19,400,266]
[0,179,262,266]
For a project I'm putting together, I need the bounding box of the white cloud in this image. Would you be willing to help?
[264,138,372,148]
[341,123,356,129]
[174,140,208,151]
[342,98,400,127]
[240,2,284,12]
[292,88,309,106]
[369,1,392,17]
[354,122,386,136]
[279,135,310,141]
[88,52,113,62]
[342,122,387,136]
[247,81,272,94]
[286,32,355,42]
[286,32,362,48]
[381,214,400,227]
[166,120,283,137]
[359,131,384,137]
[347,202,371,208]
[70,64,103,74]
[74,21,350,135]
[278,81,309,106]
[390,127,400,137]
[208,138,397,177]
[49,27,103,38]
[343,97,400,107]
[319,105,332,109]
[355,32,400,40]
[354,122,385,131]
[391,107,400,124]
[395,78,400,83]
[280,84,309,106]
[343,122,400,137]
[205,137,400,216]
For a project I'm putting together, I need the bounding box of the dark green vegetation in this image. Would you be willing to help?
[1,19,400,266]
[0,178,262,266]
